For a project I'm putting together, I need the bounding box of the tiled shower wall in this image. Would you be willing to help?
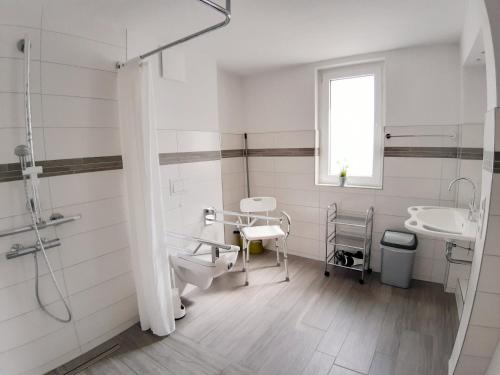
[0,2,136,374]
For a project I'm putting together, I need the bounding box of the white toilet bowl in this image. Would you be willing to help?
[170,244,239,294]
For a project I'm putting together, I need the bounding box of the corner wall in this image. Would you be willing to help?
[224,44,478,284]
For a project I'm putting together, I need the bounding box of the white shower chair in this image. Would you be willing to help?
[239,197,290,281]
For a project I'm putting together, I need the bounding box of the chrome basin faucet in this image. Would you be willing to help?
[448,177,477,222]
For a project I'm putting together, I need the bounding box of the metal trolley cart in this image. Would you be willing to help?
[324,203,374,284]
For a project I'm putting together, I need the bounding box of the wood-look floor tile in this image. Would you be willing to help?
[301,352,335,375]
[62,254,457,375]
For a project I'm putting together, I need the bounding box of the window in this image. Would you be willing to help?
[316,61,384,188]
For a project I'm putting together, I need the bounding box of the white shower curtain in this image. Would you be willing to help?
[117,58,175,336]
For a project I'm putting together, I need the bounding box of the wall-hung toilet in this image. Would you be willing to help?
[169,242,240,319]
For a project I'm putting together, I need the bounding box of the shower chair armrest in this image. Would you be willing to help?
[280,211,291,238]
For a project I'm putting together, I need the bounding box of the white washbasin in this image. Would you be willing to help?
[404,206,477,242]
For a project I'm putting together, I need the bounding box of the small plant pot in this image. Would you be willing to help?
[339,176,346,187]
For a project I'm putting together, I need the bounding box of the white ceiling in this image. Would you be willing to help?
[71,0,466,75]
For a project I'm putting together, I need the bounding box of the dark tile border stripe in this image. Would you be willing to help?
[221,147,484,160]
[159,151,221,165]
[221,149,244,158]
[221,148,316,158]
[384,147,459,158]
[0,155,123,183]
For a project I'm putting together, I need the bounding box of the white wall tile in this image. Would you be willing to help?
[64,248,130,295]
[49,170,124,208]
[0,127,45,163]
[157,130,178,153]
[471,292,500,328]
[70,271,135,320]
[42,95,118,128]
[176,130,220,152]
[0,179,51,219]
[0,326,78,375]
[248,157,274,172]
[44,127,120,159]
[274,156,314,173]
[0,92,42,128]
[75,294,138,346]
[41,62,117,99]
[0,25,41,60]
[0,58,40,93]
[41,31,124,71]
[59,223,129,268]
[0,270,67,321]
[275,172,317,191]
[377,176,442,199]
[477,255,500,294]
[383,157,442,178]
[222,157,245,174]
[0,300,66,352]
[274,130,315,148]
[221,133,244,150]
[0,0,42,28]
[460,123,484,148]
[54,197,127,238]
[462,325,500,358]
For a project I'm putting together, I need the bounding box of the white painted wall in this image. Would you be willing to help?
[242,44,461,132]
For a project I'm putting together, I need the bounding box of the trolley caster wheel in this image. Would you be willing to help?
[285,277,290,282]
[367,268,373,274]
[244,281,249,286]
[324,271,330,277]
[359,279,364,285]
[276,262,281,267]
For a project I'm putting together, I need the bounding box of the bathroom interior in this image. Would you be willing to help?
[1,0,500,374]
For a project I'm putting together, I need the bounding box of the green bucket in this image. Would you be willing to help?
[236,231,264,254]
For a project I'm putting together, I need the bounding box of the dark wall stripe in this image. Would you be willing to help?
[0,155,123,183]
[384,147,459,158]
[159,151,221,165]
[221,148,316,158]
[221,149,244,158]
[221,147,484,160]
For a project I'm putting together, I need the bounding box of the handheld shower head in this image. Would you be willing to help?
[14,144,30,157]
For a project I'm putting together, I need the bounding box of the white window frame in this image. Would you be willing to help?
[315,61,385,188]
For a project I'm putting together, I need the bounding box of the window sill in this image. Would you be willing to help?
[315,182,383,190]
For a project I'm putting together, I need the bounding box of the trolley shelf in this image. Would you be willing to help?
[328,233,368,251]
[327,214,369,227]
[324,203,374,284]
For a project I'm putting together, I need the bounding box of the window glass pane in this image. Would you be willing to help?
[328,75,375,177]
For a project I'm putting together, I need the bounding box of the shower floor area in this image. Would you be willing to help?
[51,251,458,375]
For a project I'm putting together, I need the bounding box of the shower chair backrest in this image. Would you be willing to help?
[240,197,276,225]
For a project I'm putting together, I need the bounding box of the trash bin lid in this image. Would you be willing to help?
[381,230,417,250]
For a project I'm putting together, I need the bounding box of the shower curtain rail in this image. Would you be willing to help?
[117,0,231,68]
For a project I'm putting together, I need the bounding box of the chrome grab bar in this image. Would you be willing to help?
[0,214,81,238]
[445,241,473,265]
[203,207,291,237]
[166,231,238,264]
[6,237,61,260]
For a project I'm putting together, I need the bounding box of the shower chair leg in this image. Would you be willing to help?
[242,237,249,286]
[283,237,289,281]
[275,238,280,266]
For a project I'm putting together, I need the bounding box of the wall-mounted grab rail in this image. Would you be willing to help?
[203,207,291,238]
[385,133,456,139]
[0,214,81,238]
[117,0,231,68]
